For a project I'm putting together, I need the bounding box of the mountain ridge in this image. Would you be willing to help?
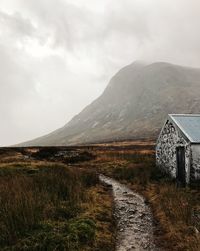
[18,61,200,146]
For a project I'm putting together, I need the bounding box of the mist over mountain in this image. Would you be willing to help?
[20,61,200,146]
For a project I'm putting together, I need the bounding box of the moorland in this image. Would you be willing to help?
[0,140,199,251]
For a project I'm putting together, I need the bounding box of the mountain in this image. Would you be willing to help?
[20,61,200,146]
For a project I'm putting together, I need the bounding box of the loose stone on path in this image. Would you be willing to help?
[100,175,158,251]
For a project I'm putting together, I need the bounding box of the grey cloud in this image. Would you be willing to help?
[21,0,150,52]
[0,10,36,42]
[20,0,98,50]
[1,0,200,145]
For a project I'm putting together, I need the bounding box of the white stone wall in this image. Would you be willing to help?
[191,144,200,181]
[156,120,191,183]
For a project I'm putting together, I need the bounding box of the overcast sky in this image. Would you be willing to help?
[0,0,200,146]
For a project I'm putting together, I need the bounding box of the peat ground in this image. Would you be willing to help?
[0,140,200,250]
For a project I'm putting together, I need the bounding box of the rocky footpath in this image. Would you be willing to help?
[100,175,158,251]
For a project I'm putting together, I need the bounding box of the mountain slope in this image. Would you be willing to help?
[21,61,200,146]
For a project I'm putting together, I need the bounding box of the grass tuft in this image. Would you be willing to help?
[0,162,114,251]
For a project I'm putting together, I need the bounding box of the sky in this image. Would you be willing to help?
[0,0,200,146]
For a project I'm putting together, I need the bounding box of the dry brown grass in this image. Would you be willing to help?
[146,184,200,251]
[0,157,115,251]
[83,142,200,251]
[1,142,199,251]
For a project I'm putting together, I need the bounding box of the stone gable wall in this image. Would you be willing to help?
[156,120,191,183]
[191,145,200,182]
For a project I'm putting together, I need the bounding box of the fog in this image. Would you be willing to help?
[0,0,200,146]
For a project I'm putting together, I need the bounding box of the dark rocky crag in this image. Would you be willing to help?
[20,61,200,146]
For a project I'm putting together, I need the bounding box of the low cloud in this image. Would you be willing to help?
[0,0,200,145]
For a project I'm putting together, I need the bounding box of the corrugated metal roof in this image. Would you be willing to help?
[169,114,200,143]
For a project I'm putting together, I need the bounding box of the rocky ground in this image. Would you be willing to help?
[100,175,158,251]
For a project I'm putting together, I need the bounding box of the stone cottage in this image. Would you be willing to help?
[156,114,200,185]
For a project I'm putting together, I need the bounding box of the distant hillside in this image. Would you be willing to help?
[20,61,200,146]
